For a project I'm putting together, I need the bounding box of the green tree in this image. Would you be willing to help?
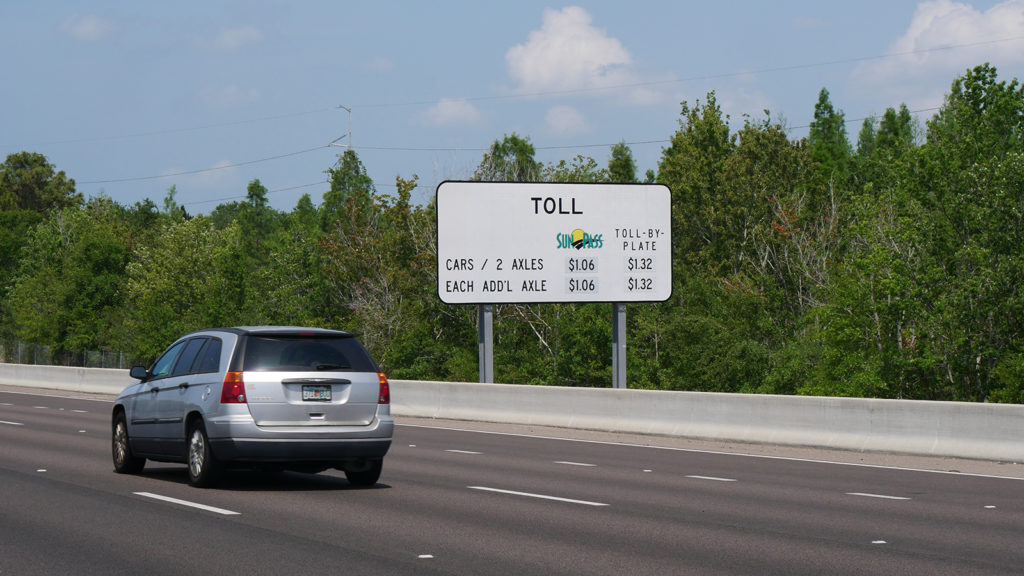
[0,152,82,331]
[607,141,637,183]
[121,216,246,360]
[657,91,736,277]
[854,104,918,194]
[807,88,853,186]
[159,184,190,220]
[6,198,130,355]
[473,133,542,182]
[541,155,605,183]
[0,151,81,213]
[289,193,319,237]
[238,179,282,258]
[914,63,1024,401]
[321,149,375,232]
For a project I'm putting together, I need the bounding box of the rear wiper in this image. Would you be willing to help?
[313,363,350,371]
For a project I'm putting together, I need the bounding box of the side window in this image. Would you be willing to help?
[171,338,207,377]
[195,338,222,374]
[150,341,187,380]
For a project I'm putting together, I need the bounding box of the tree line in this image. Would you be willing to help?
[1,63,1022,402]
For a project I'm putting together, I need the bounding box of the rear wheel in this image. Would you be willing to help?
[187,420,222,488]
[344,459,382,487]
[112,411,145,474]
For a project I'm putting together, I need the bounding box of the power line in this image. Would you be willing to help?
[79,145,329,185]
[68,31,1015,189]
[5,107,334,149]
[182,179,329,208]
[353,106,943,155]
[350,35,1024,108]
[19,33,1021,152]
[77,101,942,191]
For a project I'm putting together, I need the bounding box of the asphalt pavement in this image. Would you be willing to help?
[3,386,1024,575]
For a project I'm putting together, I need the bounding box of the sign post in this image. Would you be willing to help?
[436,181,671,387]
[478,304,494,383]
[612,302,627,389]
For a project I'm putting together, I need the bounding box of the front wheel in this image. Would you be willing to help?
[344,459,382,487]
[112,411,145,474]
[187,420,222,488]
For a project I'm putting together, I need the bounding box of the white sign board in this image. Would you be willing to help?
[436,181,672,304]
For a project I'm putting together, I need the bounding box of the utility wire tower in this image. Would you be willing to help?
[330,105,352,149]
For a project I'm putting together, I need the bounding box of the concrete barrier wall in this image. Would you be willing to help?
[0,363,132,395]
[392,380,1024,462]
[2,363,1022,462]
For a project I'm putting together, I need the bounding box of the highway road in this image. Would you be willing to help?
[3,386,1024,575]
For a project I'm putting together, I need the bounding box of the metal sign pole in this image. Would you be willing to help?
[612,303,627,388]
[478,304,494,383]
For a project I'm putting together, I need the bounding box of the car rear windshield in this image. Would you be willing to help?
[242,334,378,372]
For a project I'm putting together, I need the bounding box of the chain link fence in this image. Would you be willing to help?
[0,340,136,369]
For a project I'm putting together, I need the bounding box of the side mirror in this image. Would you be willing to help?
[129,366,150,381]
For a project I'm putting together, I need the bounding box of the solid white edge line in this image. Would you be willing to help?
[397,423,1024,482]
[469,486,609,507]
[133,492,240,515]
[0,420,24,426]
[846,492,911,500]
[0,390,113,403]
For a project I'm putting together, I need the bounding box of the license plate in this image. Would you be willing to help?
[302,385,332,401]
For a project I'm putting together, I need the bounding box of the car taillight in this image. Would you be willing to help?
[377,372,390,404]
[221,371,247,403]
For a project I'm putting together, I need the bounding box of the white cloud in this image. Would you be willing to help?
[507,6,634,96]
[424,98,482,127]
[544,105,590,136]
[212,26,263,50]
[851,0,1024,106]
[200,84,261,108]
[60,14,114,42]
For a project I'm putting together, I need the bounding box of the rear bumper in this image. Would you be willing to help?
[210,436,391,462]
[206,413,393,463]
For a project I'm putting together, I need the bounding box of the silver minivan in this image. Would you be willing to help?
[112,327,393,487]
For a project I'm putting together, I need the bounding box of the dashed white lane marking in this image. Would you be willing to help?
[0,420,24,426]
[72,409,88,413]
[418,555,434,559]
[134,492,240,515]
[469,486,609,507]
[846,492,911,501]
[445,450,482,455]
[686,475,737,482]
[555,461,596,467]
[398,423,1024,481]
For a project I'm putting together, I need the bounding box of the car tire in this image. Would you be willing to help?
[187,420,222,488]
[112,411,145,474]
[344,459,382,487]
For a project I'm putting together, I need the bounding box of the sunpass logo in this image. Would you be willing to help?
[557,228,603,250]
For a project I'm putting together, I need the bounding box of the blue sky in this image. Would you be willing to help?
[3,1,1024,212]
